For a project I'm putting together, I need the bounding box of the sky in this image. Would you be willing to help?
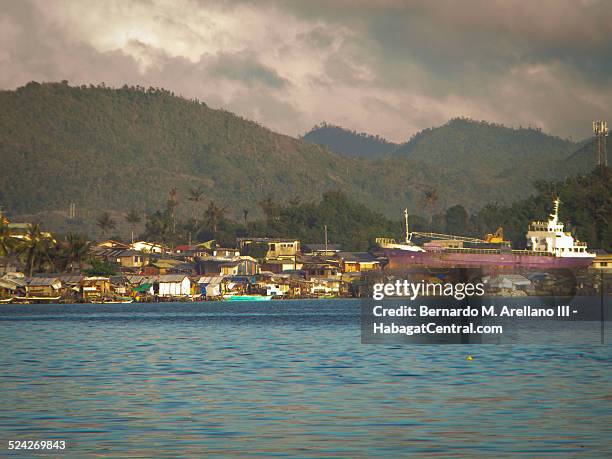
[1,0,611,142]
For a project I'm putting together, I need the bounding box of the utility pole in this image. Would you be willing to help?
[404,208,410,243]
[324,225,328,257]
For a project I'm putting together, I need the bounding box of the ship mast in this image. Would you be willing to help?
[404,208,410,243]
[550,197,560,224]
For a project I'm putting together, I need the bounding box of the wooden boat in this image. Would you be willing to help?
[14,296,62,302]
[222,294,272,302]
[91,298,134,304]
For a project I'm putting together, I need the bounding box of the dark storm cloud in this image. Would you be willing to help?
[208,52,289,88]
[1,0,611,140]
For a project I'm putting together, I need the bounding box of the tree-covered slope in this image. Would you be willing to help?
[0,82,598,233]
[395,118,589,176]
[0,82,370,217]
[302,123,397,158]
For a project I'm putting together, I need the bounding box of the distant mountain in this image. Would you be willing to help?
[391,118,598,197]
[303,123,397,158]
[395,118,585,171]
[0,82,600,235]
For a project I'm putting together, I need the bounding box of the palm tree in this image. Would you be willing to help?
[203,200,226,235]
[64,232,91,271]
[259,196,280,224]
[188,186,205,227]
[242,208,249,226]
[422,187,439,224]
[125,209,141,243]
[0,219,15,256]
[167,187,179,233]
[96,212,116,238]
[144,210,173,245]
[17,224,53,276]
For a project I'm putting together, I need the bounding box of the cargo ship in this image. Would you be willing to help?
[379,199,595,270]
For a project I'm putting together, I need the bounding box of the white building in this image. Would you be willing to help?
[157,274,191,297]
[130,241,165,254]
[196,276,225,298]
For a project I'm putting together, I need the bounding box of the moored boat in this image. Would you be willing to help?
[382,198,595,270]
[223,294,273,301]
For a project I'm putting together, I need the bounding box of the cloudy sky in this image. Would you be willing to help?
[1,0,611,141]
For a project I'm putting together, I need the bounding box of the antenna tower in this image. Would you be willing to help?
[593,120,608,166]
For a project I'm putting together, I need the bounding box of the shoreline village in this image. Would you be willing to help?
[0,198,610,304]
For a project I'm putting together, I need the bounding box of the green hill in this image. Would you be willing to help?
[0,82,599,236]
[0,82,365,216]
[395,117,590,176]
[302,123,397,158]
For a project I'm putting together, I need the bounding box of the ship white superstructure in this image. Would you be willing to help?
[526,198,595,258]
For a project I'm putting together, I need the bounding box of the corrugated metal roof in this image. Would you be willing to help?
[337,252,379,263]
[28,277,61,286]
[0,279,18,290]
[196,276,226,284]
[59,275,84,284]
[159,274,188,282]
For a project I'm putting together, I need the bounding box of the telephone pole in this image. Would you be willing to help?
[324,225,328,256]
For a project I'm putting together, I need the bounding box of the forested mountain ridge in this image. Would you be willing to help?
[302,123,398,158]
[0,81,363,216]
[304,117,595,207]
[395,118,579,167]
[304,118,586,178]
[0,82,600,235]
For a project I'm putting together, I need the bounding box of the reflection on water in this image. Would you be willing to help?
[0,300,610,457]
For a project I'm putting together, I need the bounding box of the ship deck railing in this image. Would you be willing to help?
[435,248,553,257]
[440,248,503,255]
[510,250,553,257]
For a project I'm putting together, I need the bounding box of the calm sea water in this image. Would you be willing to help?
[0,300,610,458]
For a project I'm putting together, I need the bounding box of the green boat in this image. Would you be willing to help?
[223,294,272,302]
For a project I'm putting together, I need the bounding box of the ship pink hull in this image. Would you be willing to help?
[384,249,594,271]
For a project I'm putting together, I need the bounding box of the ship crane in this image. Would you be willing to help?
[403,209,504,244]
[409,231,488,244]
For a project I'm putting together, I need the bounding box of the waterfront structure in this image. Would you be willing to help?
[196,276,226,298]
[80,277,111,302]
[157,274,191,297]
[337,252,381,272]
[27,277,63,298]
[592,251,612,272]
